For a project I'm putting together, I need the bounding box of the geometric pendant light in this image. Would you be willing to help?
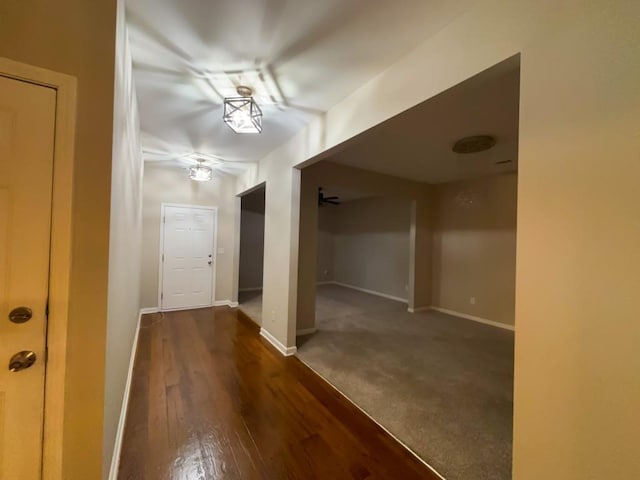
[188,159,213,181]
[223,85,262,133]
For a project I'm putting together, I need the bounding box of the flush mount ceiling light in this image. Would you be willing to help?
[452,135,496,154]
[189,159,213,182]
[223,85,263,134]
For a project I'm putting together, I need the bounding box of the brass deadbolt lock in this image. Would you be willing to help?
[9,351,37,372]
[9,306,32,324]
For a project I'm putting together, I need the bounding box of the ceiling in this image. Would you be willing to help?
[126,0,477,175]
[326,58,520,184]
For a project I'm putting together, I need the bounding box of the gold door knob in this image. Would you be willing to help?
[9,351,36,372]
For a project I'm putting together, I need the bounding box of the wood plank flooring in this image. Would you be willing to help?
[118,307,438,480]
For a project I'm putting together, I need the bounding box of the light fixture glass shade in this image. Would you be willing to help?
[223,96,262,133]
[189,163,213,181]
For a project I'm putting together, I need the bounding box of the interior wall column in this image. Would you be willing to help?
[231,195,241,305]
[295,170,319,335]
[409,194,434,312]
[257,161,303,350]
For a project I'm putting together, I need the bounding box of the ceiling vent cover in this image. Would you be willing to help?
[452,135,496,154]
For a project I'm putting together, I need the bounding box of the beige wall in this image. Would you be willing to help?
[315,174,513,316]
[513,7,639,476]
[295,162,431,331]
[333,197,411,300]
[432,174,517,326]
[239,209,265,290]
[0,1,116,477]
[141,167,238,308]
[236,1,640,477]
[103,2,143,477]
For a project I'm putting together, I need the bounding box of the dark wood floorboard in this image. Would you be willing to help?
[118,307,438,480]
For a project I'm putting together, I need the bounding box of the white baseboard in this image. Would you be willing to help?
[407,306,430,313]
[260,327,297,356]
[296,327,317,336]
[161,303,215,312]
[238,287,263,292]
[429,306,515,331]
[108,309,143,480]
[157,301,238,312]
[330,281,408,304]
[214,300,239,308]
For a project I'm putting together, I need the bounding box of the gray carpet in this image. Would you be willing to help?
[296,284,514,480]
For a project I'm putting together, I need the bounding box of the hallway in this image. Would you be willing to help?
[118,307,438,479]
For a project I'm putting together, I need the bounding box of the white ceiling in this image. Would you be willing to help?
[326,58,520,184]
[126,0,476,175]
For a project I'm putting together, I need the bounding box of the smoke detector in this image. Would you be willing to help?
[452,135,496,154]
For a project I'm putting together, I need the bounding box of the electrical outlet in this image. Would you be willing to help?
[271,310,276,323]
[470,296,476,305]
[324,269,329,276]
[405,284,409,291]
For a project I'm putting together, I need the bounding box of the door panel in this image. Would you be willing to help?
[0,76,56,479]
[161,206,216,310]
[163,207,190,304]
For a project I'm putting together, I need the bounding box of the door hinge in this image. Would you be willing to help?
[163,215,166,224]
[162,253,164,262]
[161,292,164,300]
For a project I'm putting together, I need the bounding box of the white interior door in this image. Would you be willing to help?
[161,205,216,310]
[0,75,56,478]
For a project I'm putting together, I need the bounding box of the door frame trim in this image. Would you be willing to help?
[0,57,77,480]
[158,203,219,311]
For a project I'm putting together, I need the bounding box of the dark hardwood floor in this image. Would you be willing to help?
[118,307,438,480]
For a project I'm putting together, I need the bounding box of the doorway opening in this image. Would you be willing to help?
[238,184,266,324]
[295,55,520,480]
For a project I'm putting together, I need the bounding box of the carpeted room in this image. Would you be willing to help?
[291,59,520,480]
[297,284,514,480]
